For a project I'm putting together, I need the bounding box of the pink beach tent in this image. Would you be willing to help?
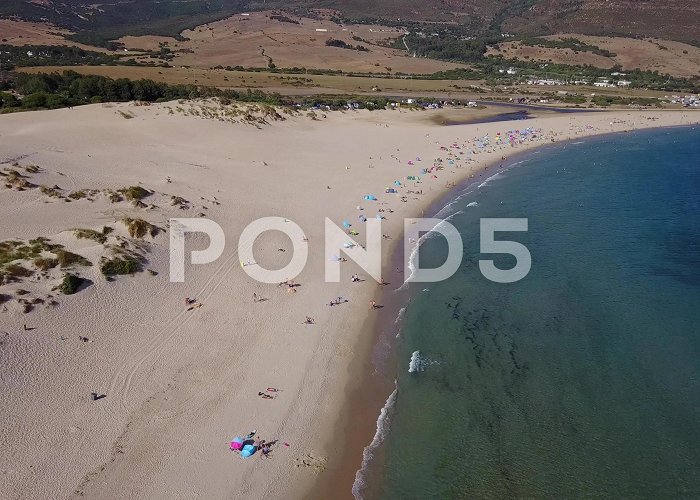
[230,437,244,451]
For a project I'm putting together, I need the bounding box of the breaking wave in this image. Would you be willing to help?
[351,385,398,500]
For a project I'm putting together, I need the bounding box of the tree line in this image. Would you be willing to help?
[0,70,283,112]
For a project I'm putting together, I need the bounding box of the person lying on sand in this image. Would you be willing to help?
[258,392,274,400]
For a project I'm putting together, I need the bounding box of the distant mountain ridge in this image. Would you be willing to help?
[1,0,698,45]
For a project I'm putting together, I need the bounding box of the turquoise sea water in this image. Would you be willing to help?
[372,127,700,499]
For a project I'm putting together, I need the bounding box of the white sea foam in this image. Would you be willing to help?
[394,307,406,338]
[467,201,478,207]
[408,350,422,373]
[351,385,398,500]
[398,211,464,292]
[433,187,476,219]
[478,171,504,188]
[394,306,406,325]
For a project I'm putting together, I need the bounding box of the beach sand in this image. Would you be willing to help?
[0,102,696,500]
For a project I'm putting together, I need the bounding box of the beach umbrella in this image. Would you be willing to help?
[394,180,401,186]
[329,255,341,262]
[342,220,351,228]
[241,444,256,458]
[230,437,244,451]
[407,160,414,165]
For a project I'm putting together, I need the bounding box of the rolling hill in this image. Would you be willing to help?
[1,0,698,45]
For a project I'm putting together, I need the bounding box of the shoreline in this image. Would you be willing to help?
[0,103,697,500]
[309,118,700,500]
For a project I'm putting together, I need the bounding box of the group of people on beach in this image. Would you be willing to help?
[235,430,278,459]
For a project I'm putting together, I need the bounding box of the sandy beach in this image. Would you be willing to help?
[0,102,697,500]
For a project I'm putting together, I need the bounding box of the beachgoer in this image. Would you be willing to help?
[258,392,273,400]
[370,300,376,309]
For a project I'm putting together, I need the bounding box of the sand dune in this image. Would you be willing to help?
[0,102,696,499]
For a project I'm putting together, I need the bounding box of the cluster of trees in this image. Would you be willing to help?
[0,45,120,70]
[0,70,283,112]
[395,33,492,63]
[269,14,300,24]
[325,39,369,52]
[517,37,617,58]
[591,95,661,107]
[297,95,394,110]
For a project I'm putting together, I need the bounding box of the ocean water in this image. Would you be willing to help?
[371,127,700,499]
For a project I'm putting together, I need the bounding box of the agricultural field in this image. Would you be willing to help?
[115,11,467,74]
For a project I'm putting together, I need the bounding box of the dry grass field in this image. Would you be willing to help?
[0,19,112,52]
[17,64,476,95]
[115,11,466,74]
[488,34,700,78]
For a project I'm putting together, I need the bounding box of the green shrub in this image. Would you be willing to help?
[5,263,33,278]
[59,273,84,294]
[119,186,151,201]
[55,249,91,267]
[100,256,141,276]
[68,190,88,200]
[121,218,160,238]
[74,228,108,244]
[33,256,58,270]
